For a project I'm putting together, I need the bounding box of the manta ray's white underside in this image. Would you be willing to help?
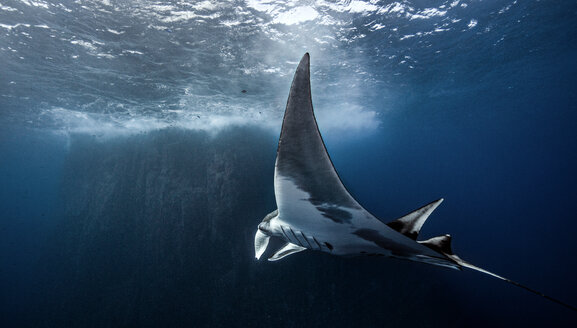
[255,53,457,267]
[253,53,577,312]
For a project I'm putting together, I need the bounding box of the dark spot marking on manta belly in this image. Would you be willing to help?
[353,229,385,245]
[386,220,418,240]
[316,206,352,224]
[353,228,414,257]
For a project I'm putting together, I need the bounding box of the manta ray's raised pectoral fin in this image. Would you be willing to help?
[274,53,363,227]
[386,198,444,240]
[268,243,307,261]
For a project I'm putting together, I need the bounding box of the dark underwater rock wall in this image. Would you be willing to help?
[36,127,463,327]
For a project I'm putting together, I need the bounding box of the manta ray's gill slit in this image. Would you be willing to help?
[311,236,323,250]
[299,231,314,249]
[279,226,295,245]
[280,225,305,247]
[289,227,307,247]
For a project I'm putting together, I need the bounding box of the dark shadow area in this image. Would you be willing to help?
[20,127,465,327]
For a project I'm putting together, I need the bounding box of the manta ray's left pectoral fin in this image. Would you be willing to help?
[268,243,307,261]
[386,198,444,240]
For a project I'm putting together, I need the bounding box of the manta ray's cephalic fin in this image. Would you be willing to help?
[268,243,307,261]
[254,230,270,260]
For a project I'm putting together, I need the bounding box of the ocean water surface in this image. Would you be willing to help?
[1,0,577,327]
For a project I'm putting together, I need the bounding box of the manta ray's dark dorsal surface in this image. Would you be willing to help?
[254,53,577,313]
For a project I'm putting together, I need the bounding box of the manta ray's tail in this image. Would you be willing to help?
[388,199,577,313]
[449,250,577,313]
[420,233,577,312]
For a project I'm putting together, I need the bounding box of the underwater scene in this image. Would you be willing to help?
[1,0,577,327]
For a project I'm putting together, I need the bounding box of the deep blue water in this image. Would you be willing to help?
[1,0,577,327]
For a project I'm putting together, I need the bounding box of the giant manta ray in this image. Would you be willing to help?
[254,53,576,312]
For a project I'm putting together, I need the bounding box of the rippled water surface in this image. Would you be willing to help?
[2,0,573,134]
